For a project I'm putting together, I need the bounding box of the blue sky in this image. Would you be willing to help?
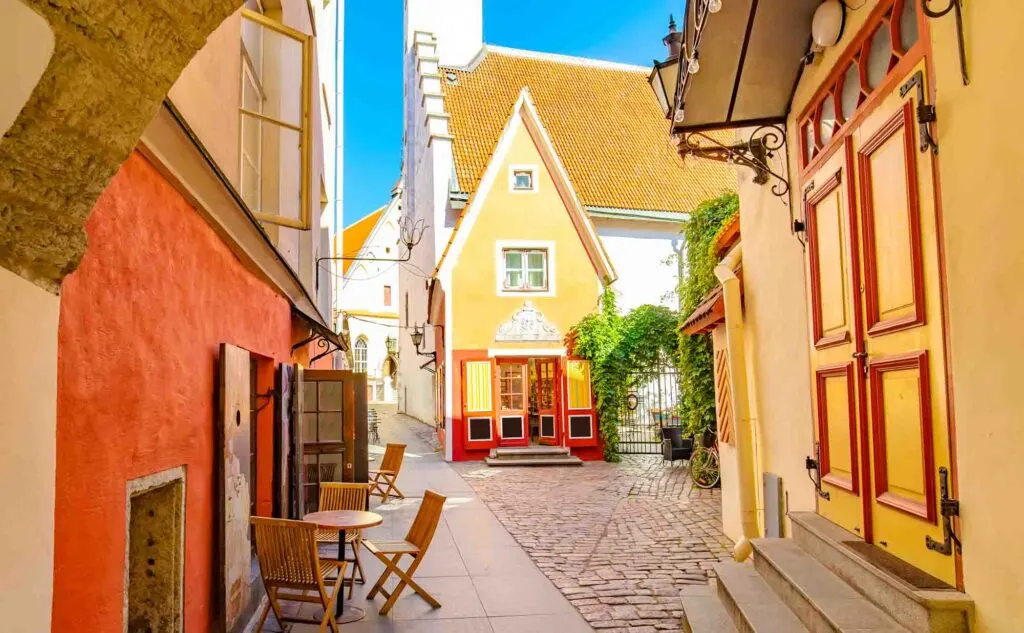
[342,0,680,227]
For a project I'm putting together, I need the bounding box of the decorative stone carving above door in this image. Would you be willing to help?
[495,301,560,342]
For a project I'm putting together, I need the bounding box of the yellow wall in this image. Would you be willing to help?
[735,164,818,534]
[0,266,58,633]
[928,4,1024,631]
[767,2,1024,629]
[450,119,602,350]
[713,326,744,543]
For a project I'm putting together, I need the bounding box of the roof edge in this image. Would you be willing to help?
[440,44,651,74]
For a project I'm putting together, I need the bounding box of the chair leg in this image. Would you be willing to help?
[349,541,365,599]
[255,593,273,632]
[381,473,404,500]
[378,557,440,616]
[367,552,403,599]
[265,587,286,632]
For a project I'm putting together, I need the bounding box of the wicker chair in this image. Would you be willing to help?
[365,490,446,615]
[251,517,347,633]
[316,482,369,598]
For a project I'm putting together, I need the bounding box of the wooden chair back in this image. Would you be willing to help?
[381,443,406,473]
[319,482,369,512]
[251,517,322,590]
[404,490,446,550]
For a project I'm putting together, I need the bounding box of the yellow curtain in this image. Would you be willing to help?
[464,361,492,412]
[566,360,592,409]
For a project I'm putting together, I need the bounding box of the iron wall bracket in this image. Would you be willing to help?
[922,0,969,86]
[679,124,791,203]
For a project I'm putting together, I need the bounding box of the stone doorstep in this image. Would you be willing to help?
[490,446,572,457]
[789,512,973,633]
[751,538,909,633]
[484,456,584,467]
[680,582,736,633]
[714,561,809,633]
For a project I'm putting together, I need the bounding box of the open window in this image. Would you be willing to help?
[564,358,597,447]
[239,8,313,229]
[462,360,497,450]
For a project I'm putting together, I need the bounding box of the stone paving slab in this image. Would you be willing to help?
[449,449,734,633]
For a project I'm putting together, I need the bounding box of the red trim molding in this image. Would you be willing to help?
[868,350,937,523]
[858,102,926,336]
[815,361,860,494]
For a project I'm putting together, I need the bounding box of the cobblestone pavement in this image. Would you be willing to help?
[444,452,734,633]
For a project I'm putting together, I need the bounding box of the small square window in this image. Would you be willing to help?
[511,168,535,191]
[502,248,548,291]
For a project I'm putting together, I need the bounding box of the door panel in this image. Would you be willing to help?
[853,62,954,584]
[536,359,559,445]
[497,361,528,447]
[564,358,597,447]
[462,359,497,450]
[804,141,868,537]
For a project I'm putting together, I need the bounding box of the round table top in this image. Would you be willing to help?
[303,509,383,530]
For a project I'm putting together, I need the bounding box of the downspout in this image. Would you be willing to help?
[714,244,760,561]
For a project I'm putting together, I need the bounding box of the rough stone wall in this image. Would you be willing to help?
[0,0,243,292]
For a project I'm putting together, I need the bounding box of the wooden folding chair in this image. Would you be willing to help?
[364,490,446,615]
[369,443,406,502]
[251,517,347,633]
[317,482,369,598]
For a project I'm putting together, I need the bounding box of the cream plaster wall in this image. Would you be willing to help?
[736,166,818,533]
[714,326,744,545]
[927,4,1024,631]
[0,266,57,633]
[0,0,53,139]
[593,217,682,312]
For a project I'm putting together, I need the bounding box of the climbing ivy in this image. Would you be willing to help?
[568,287,680,461]
[677,192,739,440]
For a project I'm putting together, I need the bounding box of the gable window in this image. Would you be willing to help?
[509,165,537,192]
[354,338,367,373]
[503,249,548,291]
[383,285,392,306]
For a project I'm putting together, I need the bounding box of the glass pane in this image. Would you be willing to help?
[899,0,919,51]
[514,171,532,189]
[528,271,545,289]
[819,97,836,145]
[241,160,260,211]
[505,251,522,269]
[248,120,300,220]
[505,270,522,289]
[241,16,304,127]
[840,63,861,121]
[242,68,262,112]
[866,23,893,89]
[526,251,545,269]
[803,121,815,160]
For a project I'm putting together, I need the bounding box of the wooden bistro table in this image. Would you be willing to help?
[303,509,383,623]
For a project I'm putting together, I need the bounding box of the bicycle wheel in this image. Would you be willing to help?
[689,447,720,489]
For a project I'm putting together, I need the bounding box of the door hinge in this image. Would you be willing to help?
[925,466,962,556]
[805,443,831,501]
[900,71,939,155]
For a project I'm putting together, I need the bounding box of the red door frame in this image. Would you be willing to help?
[495,358,530,447]
[536,358,560,446]
[460,356,498,453]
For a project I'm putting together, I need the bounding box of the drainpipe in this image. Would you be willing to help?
[714,244,760,561]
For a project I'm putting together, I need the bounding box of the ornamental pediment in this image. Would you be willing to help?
[494,301,560,342]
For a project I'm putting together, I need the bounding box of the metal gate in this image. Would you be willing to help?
[617,363,682,454]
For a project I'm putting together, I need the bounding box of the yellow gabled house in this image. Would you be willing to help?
[398,3,734,463]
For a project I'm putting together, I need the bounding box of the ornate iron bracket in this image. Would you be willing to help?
[679,124,791,203]
[922,0,968,86]
[293,331,343,364]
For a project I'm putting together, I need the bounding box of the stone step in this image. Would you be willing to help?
[714,562,809,633]
[681,582,737,633]
[751,538,910,633]
[484,456,583,467]
[789,512,973,633]
[490,446,571,457]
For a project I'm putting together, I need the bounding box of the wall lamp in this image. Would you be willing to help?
[410,324,437,372]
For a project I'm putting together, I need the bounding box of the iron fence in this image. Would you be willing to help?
[617,363,682,454]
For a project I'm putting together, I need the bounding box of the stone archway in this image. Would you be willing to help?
[0,0,244,292]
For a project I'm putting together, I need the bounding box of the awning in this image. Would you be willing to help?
[680,286,725,335]
[673,0,819,133]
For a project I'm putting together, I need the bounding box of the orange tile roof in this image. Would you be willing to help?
[440,47,736,213]
[338,206,384,275]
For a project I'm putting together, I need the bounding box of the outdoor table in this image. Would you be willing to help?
[303,509,384,623]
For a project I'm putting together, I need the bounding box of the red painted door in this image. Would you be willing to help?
[563,357,597,448]
[536,359,559,445]
[496,360,529,447]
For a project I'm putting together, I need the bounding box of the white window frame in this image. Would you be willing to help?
[508,164,538,193]
[495,240,556,297]
[353,337,368,373]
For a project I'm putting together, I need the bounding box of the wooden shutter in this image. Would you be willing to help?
[463,359,497,449]
[216,343,254,631]
[564,358,597,447]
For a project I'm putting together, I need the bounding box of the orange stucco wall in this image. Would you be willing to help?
[53,152,296,632]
